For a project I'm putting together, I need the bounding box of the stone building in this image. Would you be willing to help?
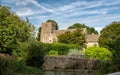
[40,22,99,47]
[86,34,100,47]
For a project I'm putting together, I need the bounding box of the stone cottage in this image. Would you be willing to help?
[40,22,99,47]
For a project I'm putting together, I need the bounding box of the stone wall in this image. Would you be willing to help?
[42,56,100,71]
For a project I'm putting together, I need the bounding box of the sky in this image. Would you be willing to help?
[0,0,120,32]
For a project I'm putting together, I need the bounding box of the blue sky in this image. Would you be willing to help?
[0,0,120,32]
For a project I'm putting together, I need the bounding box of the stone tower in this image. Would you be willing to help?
[40,22,56,43]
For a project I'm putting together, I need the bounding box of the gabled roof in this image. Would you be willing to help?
[86,34,100,42]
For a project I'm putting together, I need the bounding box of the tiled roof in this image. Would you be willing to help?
[86,34,100,42]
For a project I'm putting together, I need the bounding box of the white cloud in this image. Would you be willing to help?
[16,8,46,17]
[30,0,61,15]
[55,0,120,14]
[15,0,31,6]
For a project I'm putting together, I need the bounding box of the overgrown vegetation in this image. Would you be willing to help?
[25,41,45,68]
[84,46,112,61]
[99,21,120,72]
[43,43,81,56]
[0,54,42,75]
[0,5,42,74]
[0,5,35,54]
[57,29,86,48]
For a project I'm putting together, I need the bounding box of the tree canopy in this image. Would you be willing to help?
[57,29,86,48]
[68,23,98,34]
[99,21,120,71]
[0,5,35,54]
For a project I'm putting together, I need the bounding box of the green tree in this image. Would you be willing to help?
[99,21,120,71]
[58,29,86,48]
[68,23,98,34]
[0,5,34,54]
[36,27,41,41]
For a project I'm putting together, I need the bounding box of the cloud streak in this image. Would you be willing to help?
[30,0,61,15]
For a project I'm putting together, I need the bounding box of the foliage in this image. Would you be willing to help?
[47,19,58,30]
[0,5,35,54]
[84,46,112,61]
[99,21,120,71]
[67,49,84,56]
[43,43,80,55]
[47,50,58,56]
[68,23,98,34]
[12,42,29,61]
[58,29,86,48]
[36,27,41,41]
[0,54,42,75]
[25,41,45,68]
[0,54,17,75]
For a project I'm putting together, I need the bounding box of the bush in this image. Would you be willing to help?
[47,50,58,56]
[84,46,112,61]
[25,41,45,68]
[43,43,80,55]
[0,54,17,75]
[67,49,84,56]
[12,42,29,61]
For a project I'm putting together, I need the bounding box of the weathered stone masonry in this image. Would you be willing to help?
[42,56,100,71]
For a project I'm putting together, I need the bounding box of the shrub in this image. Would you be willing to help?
[12,42,29,61]
[0,53,43,75]
[84,46,112,61]
[43,43,80,55]
[25,41,45,68]
[47,50,58,56]
[67,49,84,56]
[0,54,17,75]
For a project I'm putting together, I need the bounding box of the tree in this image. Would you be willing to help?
[99,21,120,71]
[68,23,98,34]
[57,29,86,48]
[36,27,41,41]
[0,5,34,54]
[84,46,112,61]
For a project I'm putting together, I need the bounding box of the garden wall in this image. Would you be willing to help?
[42,56,100,71]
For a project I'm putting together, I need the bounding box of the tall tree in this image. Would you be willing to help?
[36,27,41,41]
[58,29,86,48]
[0,5,34,54]
[99,21,120,71]
[68,23,98,34]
